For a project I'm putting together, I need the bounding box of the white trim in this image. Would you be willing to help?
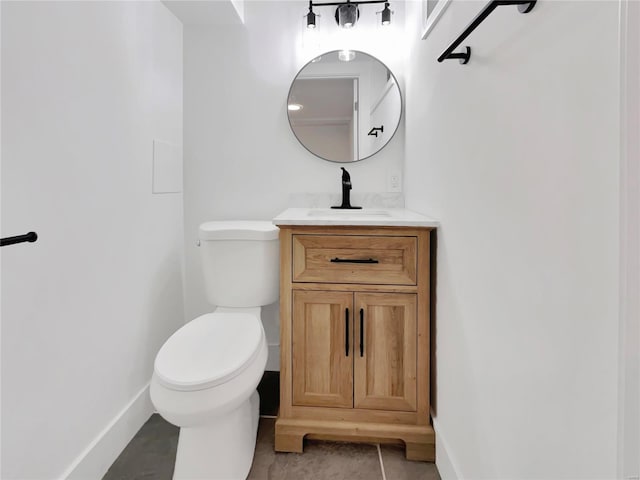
[291,117,352,126]
[60,383,154,480]
[617,0,640,479]
[431,412,463,480]
[298,74,359,80]
[421,0,453,40]
[370,79,395,115]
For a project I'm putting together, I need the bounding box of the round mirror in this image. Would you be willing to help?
[287,50,402,163]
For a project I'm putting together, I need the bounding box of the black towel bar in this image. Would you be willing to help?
[438,0,536,65]
[1,232,38,247]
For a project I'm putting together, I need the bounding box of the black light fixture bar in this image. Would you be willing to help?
[306,2,317,28]
[309,0,388,7]
[306,0,391,28]
[437,0,536,64]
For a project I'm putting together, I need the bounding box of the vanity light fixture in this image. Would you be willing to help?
[306,3,317,28]
[305,0,392,29]
[337,2,358,28]
[380,2,392,25]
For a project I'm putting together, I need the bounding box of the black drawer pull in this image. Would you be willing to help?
[331,257,379,264]
[345,308,350,356]
[359,308,364,357]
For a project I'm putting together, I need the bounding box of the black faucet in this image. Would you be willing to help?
[331,167,362,209]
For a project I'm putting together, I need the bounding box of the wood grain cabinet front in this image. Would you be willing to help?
[276,225,435,462]
[353,292,417,412]
[292,234,417,285]
[291,290,417,412]
[291,290,354,408]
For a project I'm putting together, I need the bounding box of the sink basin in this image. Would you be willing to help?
[305,208,392,218]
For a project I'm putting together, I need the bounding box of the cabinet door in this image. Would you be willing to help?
[292,290,353,408]
[354,293,417,411]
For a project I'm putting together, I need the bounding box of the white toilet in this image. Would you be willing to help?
[150,221,279,480]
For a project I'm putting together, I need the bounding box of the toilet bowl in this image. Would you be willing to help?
[150,221,279,480]
[150,308,268,479]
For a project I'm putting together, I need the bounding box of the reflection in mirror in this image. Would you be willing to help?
[287,50,402,163]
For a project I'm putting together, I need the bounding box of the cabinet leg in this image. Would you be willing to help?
[275,432,305,453]
[405,441,435,462]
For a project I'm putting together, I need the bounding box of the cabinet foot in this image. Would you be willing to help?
[274,426,305,453]
[405,441,435,462]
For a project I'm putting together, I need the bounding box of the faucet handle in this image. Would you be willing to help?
[340,167,351,183]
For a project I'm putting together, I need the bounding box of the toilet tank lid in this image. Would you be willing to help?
[199,221,279,241]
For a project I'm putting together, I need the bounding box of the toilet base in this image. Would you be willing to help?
[173,390,260,480]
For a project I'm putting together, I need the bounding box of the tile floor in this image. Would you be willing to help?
[103,414,441,480]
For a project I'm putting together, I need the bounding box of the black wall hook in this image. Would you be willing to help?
[368,126,384,137]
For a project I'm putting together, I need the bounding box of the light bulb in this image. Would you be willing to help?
[338,50,356,62]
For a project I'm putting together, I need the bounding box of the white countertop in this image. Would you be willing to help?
[272,208,439,227]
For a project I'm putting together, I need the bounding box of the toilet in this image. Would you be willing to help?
[150,221,279,480]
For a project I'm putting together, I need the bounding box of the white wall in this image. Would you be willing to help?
[619,0,640,477]
[1,2,184,478]
[404,1,620,478]
[183,0,407,369]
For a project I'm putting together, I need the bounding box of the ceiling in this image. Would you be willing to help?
[289,78,354,125]
[162,0,244,25]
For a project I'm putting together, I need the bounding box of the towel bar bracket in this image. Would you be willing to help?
[448,47,471,65]
[518,0,536,13]
[438,0,536,64]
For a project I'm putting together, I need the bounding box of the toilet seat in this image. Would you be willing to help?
[154,311,263,392]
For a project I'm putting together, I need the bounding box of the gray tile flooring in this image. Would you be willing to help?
[104,414,441,480]
[103,414,178,479]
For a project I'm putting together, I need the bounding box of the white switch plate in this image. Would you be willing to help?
[387,169,402,193]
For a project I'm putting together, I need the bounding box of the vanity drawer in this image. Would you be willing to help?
[292,235,417,285]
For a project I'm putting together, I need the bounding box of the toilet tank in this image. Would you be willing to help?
[199,221,279,307]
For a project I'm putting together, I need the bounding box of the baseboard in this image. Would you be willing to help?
[60,383,154,480]
[431,413,462,480]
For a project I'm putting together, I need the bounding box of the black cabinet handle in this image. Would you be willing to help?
[331,257,379,264]
[345,308,350,356]
[359,308,364,357]
[1,231,38,247]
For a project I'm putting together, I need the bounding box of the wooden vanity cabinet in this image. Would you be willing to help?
[275,225,435,461]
